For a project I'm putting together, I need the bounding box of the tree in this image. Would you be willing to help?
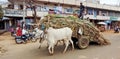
[28,0,37,23]
[0,5,3,19]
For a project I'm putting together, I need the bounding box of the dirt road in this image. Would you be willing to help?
[0,31,120,59]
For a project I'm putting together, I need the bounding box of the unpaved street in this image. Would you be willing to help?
[0,31,120,59]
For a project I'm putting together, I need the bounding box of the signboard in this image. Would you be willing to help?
[110,16,118,21]
[4,9,26,17]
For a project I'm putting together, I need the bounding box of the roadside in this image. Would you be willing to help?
[0,31,120,59]
[0,30,6,35]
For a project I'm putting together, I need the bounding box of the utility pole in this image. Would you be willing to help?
[29,0,37,23]
[22,0,26,28]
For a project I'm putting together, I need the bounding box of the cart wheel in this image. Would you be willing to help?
[78,36,89,49]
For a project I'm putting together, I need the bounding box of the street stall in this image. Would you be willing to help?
[97,22,107,32]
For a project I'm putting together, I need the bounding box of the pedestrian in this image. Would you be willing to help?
[21,27,28,43]
[114,25,119,33]
[15,25,25,44]
[79,3,85,19]
[16,25,22,36]
[10,26,14,36]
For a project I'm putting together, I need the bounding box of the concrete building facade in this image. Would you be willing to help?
[1,0,120,30]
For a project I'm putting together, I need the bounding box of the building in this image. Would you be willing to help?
[1,0,120,30]
[85,0,100,4]
[0,2,11,30]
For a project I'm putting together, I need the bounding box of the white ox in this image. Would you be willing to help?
[45,27,74,55]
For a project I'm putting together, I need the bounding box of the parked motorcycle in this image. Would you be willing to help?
[114,28,119,33]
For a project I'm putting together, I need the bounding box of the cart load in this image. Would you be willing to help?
[39,14,111,49]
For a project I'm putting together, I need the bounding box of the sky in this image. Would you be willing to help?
[100,0,119,5]
[0,0,8,2]
[0,0,119,5]
[0,0,8,4]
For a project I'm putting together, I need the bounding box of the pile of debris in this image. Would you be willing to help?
[39,15,111,46]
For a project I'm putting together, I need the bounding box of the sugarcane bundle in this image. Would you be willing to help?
[79,20,111,45]
[39,14,111,45]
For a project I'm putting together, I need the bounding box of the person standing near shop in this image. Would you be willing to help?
[10,26,14,36]
[79,3,85,19]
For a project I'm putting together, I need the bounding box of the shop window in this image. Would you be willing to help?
[7,4,14,9]
[74,10,80,15]
[115,12,120,17]
[36,6,42,11]
[94,10,97,16]
[108,12,114,16]
[19,5,23,10]
[14,5,19,9]
[87,8,93,15]
[64,8,73,14]
[102,10,106,13]
[102,10,107,16]
[27,8,32,11]
[97,10,99,15]
[88,12,93,15]
[41,6,49,12]
[102,14,105,16]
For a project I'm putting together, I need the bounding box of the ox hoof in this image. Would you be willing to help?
[62,51,66,54]
[72,49,74,51]
[38,47,41,49]
[50,53,54,55]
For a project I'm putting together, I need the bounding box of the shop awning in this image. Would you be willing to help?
[2,17,10,20]
[97,22,107,25]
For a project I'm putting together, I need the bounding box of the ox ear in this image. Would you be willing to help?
[78,28,83,35]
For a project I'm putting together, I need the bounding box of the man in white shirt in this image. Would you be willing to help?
[22,28,28,35]
[22,28,28,43]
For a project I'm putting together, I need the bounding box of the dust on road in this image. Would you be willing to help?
[0,31,120,59]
